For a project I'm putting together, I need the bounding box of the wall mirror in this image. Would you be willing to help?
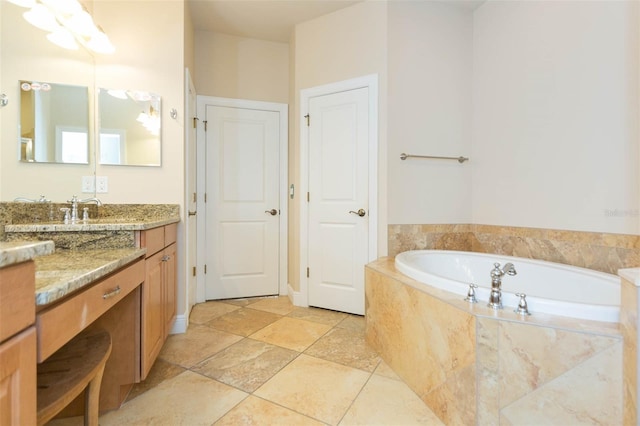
[98,88,162,167]
[18,80,90,164]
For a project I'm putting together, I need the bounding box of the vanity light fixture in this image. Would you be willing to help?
[8,0,115,54]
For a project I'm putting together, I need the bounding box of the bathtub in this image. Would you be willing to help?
[395,250,620,323]
[365,252,624,424]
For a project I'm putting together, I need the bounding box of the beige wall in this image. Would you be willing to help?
[387,1,473,225]
[290,0,389,291]
[471,0,639,234]
[194,32,289,103]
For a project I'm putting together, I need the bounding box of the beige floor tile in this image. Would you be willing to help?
[159,323,243,368]
[206,307,282,336]
[189,301,240,324]
[126,358,186,402]
[305,327,381,372]
[221,296,270,307]
[250,317,332,352]
[337,315,366,332]
[254,354,370,425]
[248,296,295,315]
[215,395,325,425]
[193,338,299,392]
[373,360,401,381]
[339,375,444,425]
[100,371,248,426]
[288,306,348,326]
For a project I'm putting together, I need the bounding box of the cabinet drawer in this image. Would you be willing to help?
[36,258,144,362]
[141,227,164,257]
[164,223,177,246]
[0,261,35,343]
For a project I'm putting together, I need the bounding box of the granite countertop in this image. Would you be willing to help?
[5,216,179,233]
[34,247,146,306]
[0,241,55,268]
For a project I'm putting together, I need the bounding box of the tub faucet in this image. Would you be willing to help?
[487,262,517,309]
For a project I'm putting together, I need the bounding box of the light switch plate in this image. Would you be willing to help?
[82,176,95,193]
[96,176,108,193]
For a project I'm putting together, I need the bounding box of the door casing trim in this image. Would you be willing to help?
[298,74,379,308]
[196,96,289,300]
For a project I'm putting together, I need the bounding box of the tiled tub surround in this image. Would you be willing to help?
[620,269,640,425]
[388,223,640,275]
[365,258,623,425]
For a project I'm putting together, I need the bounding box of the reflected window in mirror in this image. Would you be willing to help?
[98,88,161,167]
[19,81,89,164]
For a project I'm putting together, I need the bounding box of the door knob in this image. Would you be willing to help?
[349,209,366,217]
[265,209,278,216]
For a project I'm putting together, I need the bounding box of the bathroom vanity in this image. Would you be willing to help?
[0,205,180,419]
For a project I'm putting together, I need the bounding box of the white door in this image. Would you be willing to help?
[204,105,281,300]
[307,87,370,315]
[185,69,197,313]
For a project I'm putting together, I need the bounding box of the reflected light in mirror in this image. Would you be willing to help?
[98,88,162,167]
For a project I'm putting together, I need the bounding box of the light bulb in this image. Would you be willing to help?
[87,30,115,54]
[66,10,95,37]
[46,27,79,50]
[40,0,81,16]
[23,4,59,32]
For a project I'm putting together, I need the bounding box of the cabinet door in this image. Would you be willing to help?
[163,243,177,335]
[0,328,36,426]
[142,251,164,379]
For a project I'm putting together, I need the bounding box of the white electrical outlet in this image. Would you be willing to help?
[81,176,95,193]
[96,176,108,193]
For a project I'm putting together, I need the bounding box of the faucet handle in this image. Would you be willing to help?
[514,293,531,316]
[60,207,70,223]
[464,283,478,303]
[67,195,79,204]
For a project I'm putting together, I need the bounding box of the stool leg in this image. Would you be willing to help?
[83,362,107,426]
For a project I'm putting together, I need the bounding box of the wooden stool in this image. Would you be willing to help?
[37,330,112,426]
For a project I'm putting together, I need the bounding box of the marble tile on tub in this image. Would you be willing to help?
[500,342,623,425]
[364,269,476,407]
[498,321,621,408]
[340,374,444,426]
[476,317,499,425]
[422,363,476,426]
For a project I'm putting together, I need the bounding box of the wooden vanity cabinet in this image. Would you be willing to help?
[140,223,177,379]
[0,261,37,425]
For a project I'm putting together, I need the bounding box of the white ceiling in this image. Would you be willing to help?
[188,0,362,43]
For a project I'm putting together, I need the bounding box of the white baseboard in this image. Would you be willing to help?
[170,314,188,334]
[287,283,308,307]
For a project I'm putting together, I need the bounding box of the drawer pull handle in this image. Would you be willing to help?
[162,255,171,262]
[103,286,121,299]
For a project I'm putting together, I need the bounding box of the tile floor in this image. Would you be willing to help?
[51,296,444,425]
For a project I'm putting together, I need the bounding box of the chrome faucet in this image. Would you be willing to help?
[487,262,517,309]
[67,196,102,222]
[14,195,50,203]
